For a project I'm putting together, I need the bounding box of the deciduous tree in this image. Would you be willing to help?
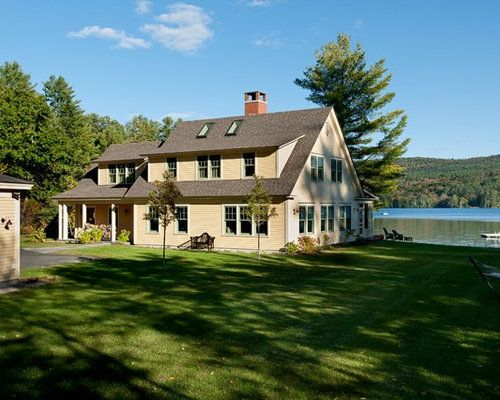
[245,176,277,258]
[145,172,182,270]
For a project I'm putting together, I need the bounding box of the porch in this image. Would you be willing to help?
[57,202,134,243]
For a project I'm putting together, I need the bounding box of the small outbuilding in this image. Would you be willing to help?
[0,174,33,287]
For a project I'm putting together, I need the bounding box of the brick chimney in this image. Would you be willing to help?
[244,91,267,115]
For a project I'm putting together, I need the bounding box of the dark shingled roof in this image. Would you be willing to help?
[0,174,32,184]
[52,179,130,200]
[144,107,332,155]
[94,141,162,162]
[53,107,336,199]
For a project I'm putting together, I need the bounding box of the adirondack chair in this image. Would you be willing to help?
[383,227,394,240]
[392,230,404,241]
[469,257,500,302]
[190,232,215,250]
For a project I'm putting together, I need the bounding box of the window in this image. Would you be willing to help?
[239,206,252,235]
[224,205,269,236]
[224,206,237,235]
[86,207,96,225]
[331,159,343,183]
[311,155,324,181]
[339,205,352,231]
[166,157,177,178]
[147,206,159,233]
[299,205,315,234]
[176,206,188,234]
[197,155,221,179]
[226,120,243,135]
[243,152,255,177]
[210,155,221,178]
[321,205,334,232]
[109,163,135,184]
[109,165,116,184]
[197,122,213,138]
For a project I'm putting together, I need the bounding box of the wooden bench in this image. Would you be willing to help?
[190,232,215,250]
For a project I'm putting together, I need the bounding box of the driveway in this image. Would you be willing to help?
[21,243,108,270]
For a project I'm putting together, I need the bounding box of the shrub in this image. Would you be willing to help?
[117,229,131,243]
[89,228,103,242]
[29,227,46,243]
[297,235,319,255]
[285,241,299,254]
[77,230,92,244]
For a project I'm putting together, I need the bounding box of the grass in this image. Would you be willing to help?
[21,235,76,248]
[1,242,499,399]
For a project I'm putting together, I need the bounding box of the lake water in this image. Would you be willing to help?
[374,208,500,248]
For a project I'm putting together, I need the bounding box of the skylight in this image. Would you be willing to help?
[226,120,243,135]
[197,122,213,138]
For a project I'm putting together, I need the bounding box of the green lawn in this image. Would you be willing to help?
[2,242,499,399]
[21,235,75,248]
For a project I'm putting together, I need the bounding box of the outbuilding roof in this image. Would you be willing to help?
[0,174,32,185]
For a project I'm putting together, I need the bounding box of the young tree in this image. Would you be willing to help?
[245,176,278,258]
[295,33,410,198]
[145,172,182,270]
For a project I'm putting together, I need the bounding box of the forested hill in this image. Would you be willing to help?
[382,155,500,208]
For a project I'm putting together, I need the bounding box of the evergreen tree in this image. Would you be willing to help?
[85,113,128,159]
[159,116,182,140]
[125,115,161,142]
[43,75,92,179]
[295,33,410,198]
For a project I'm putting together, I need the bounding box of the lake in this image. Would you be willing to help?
[374,208,500,248]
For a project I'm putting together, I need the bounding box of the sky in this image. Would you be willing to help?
[1,0,499,159]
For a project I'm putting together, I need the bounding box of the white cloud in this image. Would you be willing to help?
[244,0,275,6]
[354,19,363,29]
[253,33,284,48]
[68,25,150,49]
[142,3,213,53]
[163,111,198,120]
[135,0,153,14]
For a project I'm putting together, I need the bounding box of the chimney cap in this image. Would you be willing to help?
[245,91,267,103]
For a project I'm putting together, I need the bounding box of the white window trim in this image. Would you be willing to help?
[310,154,325,182]
[174,204,189,235]
[320,204,335,233]
[196,155,223,180]
[339,204,352,231]
[241,152,257,179]
[146,205,160,234]
[298,203,315,235]
[108,163,136,185]
[331,157,343,183]
[221,204,270,237]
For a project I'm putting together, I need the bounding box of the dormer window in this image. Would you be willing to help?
[197,122,213,138]
[226,120,243,135]
[109,163,135,184]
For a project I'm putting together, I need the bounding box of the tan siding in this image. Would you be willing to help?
[222,153,241,180]
[178,155,196,181]
[98,164,108,185]
[289,115,365,243]
[0,197,16,283]
[95,204,110,225]
[148,156,165,182]
[256,150,276,178]
[134,198,286,251]
[117,204,134,233]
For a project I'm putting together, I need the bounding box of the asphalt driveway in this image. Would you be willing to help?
[20,244,106,270]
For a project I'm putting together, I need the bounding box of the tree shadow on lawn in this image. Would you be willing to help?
[1,244,499,399]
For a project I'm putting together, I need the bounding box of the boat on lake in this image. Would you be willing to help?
[481,232,500,239]
[382,212,389,216]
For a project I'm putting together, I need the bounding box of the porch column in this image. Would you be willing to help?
[58,203,63,240]
[62,204,68,240]
[82,203,87,228]
[111,203,116,242]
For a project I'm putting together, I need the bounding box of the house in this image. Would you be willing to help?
[0,174,33,287]
[53,92,376,251]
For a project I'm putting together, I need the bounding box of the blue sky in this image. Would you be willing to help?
[1,0,499,158]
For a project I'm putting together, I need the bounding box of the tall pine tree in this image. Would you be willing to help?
[295,33,410,198]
